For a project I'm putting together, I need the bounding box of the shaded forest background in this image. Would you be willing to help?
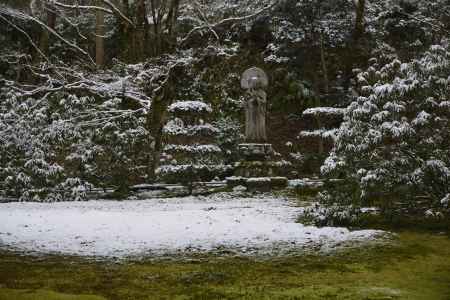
[0,0,449,209]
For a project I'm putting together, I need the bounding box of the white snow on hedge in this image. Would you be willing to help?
[302,107,346,117]
[156,164,232,176]
[163,144,222,154]
[0,195,384,258]
[168,101,213,113]
[247,177,272,183]
[298,129,338,140]
[163,120,219,136]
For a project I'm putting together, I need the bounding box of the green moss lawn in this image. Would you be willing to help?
[1,231,449,300]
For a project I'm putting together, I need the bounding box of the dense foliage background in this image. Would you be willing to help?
[0,0,449,220]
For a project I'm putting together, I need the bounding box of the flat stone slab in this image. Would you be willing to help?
[226,177,288,191]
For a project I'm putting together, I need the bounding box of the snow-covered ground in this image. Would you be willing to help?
[0,194,384,258]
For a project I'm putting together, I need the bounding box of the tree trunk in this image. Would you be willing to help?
[38,2,56,57]
[146,65,182,180]
[319,31,329,95]
[147,98,166,181]
[354,0,366,40]
[149,0,162,56]
[343,0,366,92]
[135,0,148,60]
[166,0,180,44]
[118,0,135,62]
[148,0,181,56]
[95,0,105,66]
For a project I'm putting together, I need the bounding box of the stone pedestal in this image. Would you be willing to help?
[226,143,287,192]
[238,143,273,161]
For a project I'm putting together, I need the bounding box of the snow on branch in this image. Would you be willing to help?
[156,164,231,175]
[168,101,213,114]
[302,107,346,117]
[52,1,113,15]
[163,144,222,154]
[192,0,220,41]
[298,129,338,140]
[100,0,135,27]
[180,0,279,45]
[6,65,151,109]
[51,0,134,27]
[163,121,219,137]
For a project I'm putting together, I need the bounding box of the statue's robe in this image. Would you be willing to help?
[245,89,267,142]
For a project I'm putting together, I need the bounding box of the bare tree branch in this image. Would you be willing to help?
[53,0,134,27]
[193,0,219,41]
[0,5,95,64]
[180,1,279,46]
[101,0,135,28]
[52,1,113,14]
[0,14,50,63]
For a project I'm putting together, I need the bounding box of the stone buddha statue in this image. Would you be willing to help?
[241,67,269,143]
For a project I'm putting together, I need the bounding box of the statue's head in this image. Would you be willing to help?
[241,67,268,90]
[248,76,263,89]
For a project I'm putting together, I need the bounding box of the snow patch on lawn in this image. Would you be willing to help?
[0,195,384,258]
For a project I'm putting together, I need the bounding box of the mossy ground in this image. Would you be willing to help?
[0,231,449,300]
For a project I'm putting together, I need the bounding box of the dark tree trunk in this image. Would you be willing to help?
[95,0,105,66]
[149,0,180,56]
[146,65,183,180]
[38,2,56,57]
[147,96,167,181]
[166,0,180,47]
[118,0,136,62]
[135,0,148,60]
[343,0,367,92]
[319,31,329,95]
[354,0,366,41]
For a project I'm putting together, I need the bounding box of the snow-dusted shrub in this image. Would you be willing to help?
[158,100,230,184]
[0,89,93,201]
[58,92,153,195]
[213,116,243,164]
[321,41,450,211]
[164,120,220,137]
[0,86,152,201]
[300,107,345,143]
[168,101,213,114]
[294,106,346,176]
[302,107,346,118]
[299,201,360,227]
[156,164,232,185]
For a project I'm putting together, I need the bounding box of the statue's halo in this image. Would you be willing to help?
[241,67,269,90]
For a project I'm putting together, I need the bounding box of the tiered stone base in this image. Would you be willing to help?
[237,143,273,161]
[226,143,287,192]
